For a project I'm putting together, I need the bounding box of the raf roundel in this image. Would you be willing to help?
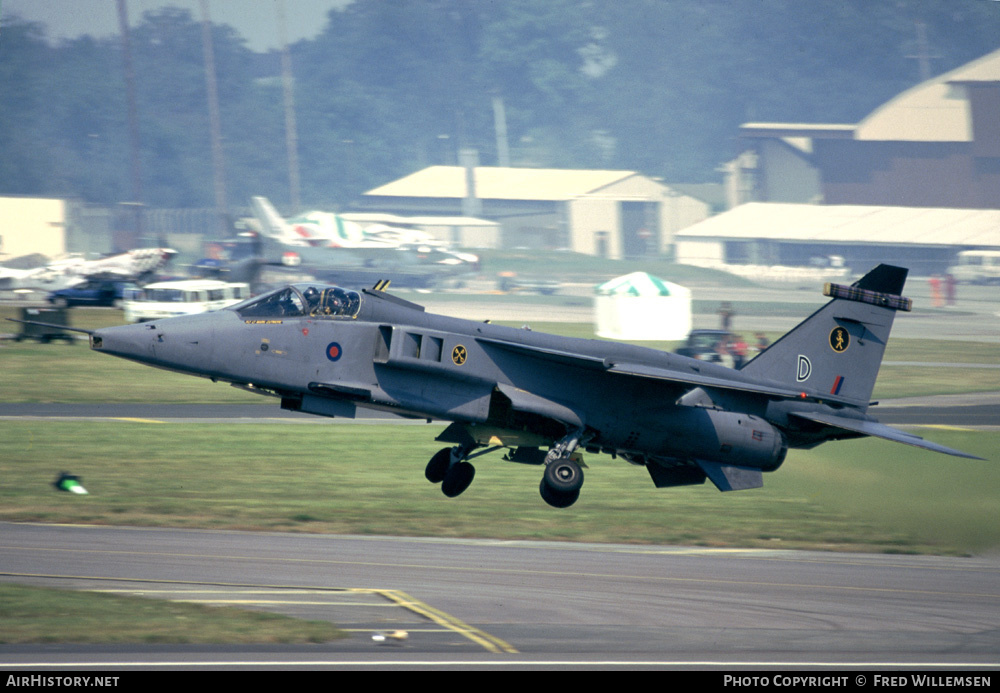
[326,342,343,362]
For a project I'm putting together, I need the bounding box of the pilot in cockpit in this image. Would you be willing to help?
[302,286,323,315]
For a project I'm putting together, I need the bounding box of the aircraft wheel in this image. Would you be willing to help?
[543,457,584,494]
[425,448,451,484]
[539,479,579,508]
[441,461,475,498]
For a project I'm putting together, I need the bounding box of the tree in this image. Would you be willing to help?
[2,1,1000,207]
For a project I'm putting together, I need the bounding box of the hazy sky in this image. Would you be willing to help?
[2,0,352,52]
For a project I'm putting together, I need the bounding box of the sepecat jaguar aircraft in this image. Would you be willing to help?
[55,264,982,507]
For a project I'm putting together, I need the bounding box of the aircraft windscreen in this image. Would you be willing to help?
[233,285,360,319]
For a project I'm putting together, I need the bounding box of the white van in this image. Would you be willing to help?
[123,279,251,323]
[948,250,1000,285]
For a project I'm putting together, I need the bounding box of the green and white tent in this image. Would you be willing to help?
[593,272,692,340]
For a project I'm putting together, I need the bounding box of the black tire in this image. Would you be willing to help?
[539,479,579,508]
[543,457,584,494]
[441,461,475,498]
[425,448,451,484]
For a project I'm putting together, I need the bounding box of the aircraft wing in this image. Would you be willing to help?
[477,337,856,405]
[477,337,608,371]
[789,411,984,459]
[605,361,853,404]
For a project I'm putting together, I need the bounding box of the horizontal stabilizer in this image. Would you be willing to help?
[790,411,984,460]
[697,461,764,491]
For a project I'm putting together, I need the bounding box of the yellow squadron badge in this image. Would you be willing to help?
[829,327,850,353]
[452,344,468,365]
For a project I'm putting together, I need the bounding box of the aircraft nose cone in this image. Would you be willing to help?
[91,314,219,376]
[91,322,159,363]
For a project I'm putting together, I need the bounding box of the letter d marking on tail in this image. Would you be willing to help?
[796,355,812,382]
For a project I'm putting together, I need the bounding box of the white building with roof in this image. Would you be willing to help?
[676,203,1000,276]
[360,166,711,259]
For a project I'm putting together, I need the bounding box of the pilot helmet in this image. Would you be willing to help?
[302,286,320,304]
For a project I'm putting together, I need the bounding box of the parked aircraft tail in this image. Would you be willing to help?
[739,264,910,410]
[250,196,308,246]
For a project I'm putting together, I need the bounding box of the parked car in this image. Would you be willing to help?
[497,271,561,295]
[47,280,136,308]
[948,250,1000,285]
[675,329,744,368]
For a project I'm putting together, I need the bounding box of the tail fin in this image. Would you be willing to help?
[250,196,297,243]
[739,264,911,410]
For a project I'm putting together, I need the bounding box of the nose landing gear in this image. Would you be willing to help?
[539,457,584,508]
[538,429,587,508]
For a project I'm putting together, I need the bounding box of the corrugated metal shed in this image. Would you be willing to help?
[365,166,641,201]
[677,203,1000,247]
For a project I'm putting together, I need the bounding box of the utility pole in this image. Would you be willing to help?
[199,0,229,236]
[492,96,510,168]
[277,0,302,214]
[906,21,939,83]
[116,0,144,246]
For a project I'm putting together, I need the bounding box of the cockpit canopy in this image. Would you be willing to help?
[231,284,361,319]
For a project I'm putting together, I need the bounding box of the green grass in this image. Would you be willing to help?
[1,421,996,555]
[0,583,345,644]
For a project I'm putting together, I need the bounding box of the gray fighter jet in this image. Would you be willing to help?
[77,264,981,507]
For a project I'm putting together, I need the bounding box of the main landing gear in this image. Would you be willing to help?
[425,446,477,498]
[426,428,587,508]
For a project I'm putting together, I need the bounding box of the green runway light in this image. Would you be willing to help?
[54,472,88,495]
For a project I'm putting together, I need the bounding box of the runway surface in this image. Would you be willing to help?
[1,523,999,669]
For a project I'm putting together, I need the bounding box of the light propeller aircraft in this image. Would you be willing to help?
[19,264,981,507]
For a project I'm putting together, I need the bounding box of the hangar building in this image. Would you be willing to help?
[696,47,1000,278]
[731,47,1000,210]
[360,166,710,260]
[675,202,1000,276]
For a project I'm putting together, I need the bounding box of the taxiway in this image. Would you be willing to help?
[1,523,998,669]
